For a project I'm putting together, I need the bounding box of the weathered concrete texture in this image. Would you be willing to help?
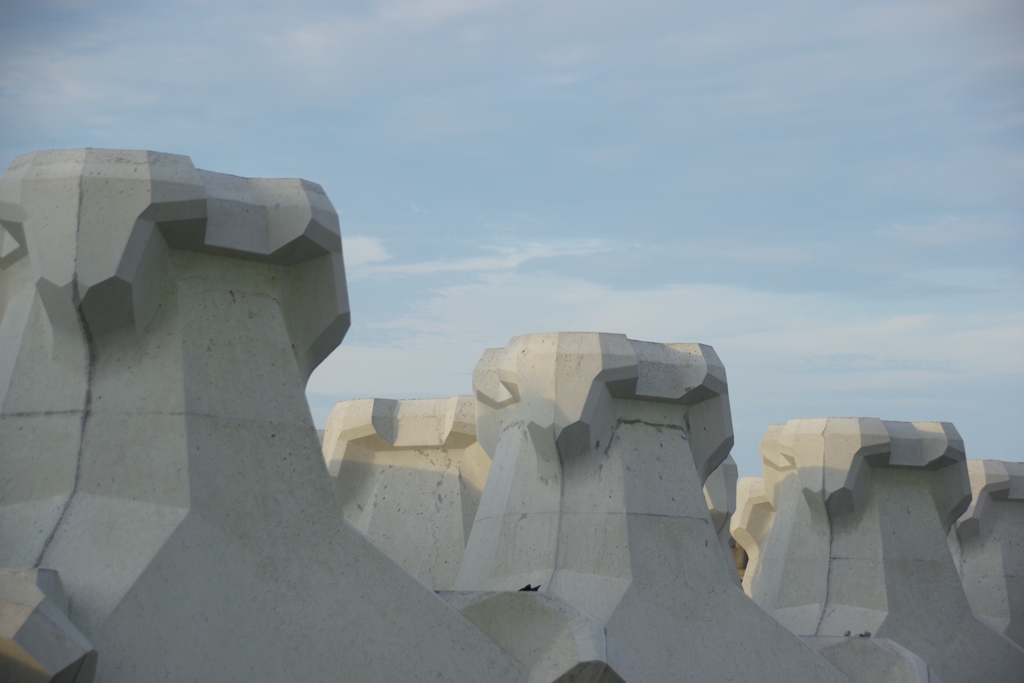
[949,459,1024,647]
[439,591,625,683]
[322,395,491,590]
[0,569,96,683]
[734,418,1024,683]
[455,333,854,682]
[704,454,740,584]
[802,637,942,683]
[0,150,524,683]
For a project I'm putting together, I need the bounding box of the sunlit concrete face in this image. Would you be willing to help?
[322,395,491,590]
[732,417,1024,683]
[0,149,524,683]
[455,332,855,682]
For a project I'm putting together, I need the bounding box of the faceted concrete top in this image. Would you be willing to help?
[322,395,478,458]
[760,417,970,530]
[473,332,733,482]
[0,148,349,379]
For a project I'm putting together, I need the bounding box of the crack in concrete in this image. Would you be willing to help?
[35,174,96,569]
[2,410,85,418]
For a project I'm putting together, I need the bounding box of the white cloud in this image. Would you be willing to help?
[349,240,610,278]
[312,269,1024,395]
[342,235,392,268]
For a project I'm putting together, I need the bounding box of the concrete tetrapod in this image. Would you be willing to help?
[0,150,524,682]
[731,418,1024,683]
[949,459,1024,647]
[0,569,96,683]
[322,396,491,590]
[454,333,855,682]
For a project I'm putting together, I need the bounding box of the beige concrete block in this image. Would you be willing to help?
[0,150,524,683]
[455,333,854,682]
[731,475,773,587]
[322,395,491,589]
[950,459,1024,647]
[0,568,96,683]
[736,417,1024,683]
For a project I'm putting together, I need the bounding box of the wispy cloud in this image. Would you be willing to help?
[348,240,611,278]
[342,235,392,268]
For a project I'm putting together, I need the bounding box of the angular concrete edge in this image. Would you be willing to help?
[438,591,624,683]
[0,568,97,683]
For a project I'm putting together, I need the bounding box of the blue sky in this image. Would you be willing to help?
[2,0,1021,476]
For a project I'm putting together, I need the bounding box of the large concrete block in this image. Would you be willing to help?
[0,569,96,683]
[949,459,1024,647]
[322,395,491,589]
[0,150,524,682]
[455,333,855,682]
[732,417,1024,683]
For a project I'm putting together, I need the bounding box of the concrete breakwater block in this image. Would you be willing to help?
[731,417,1024,683]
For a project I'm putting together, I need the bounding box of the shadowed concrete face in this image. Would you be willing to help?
[0,149,525,683]
[732,417,1024,683]
[455,332,854,683]
[438,590,626,683]
[950,459,1024,648]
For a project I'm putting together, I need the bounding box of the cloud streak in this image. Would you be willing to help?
[347,240,611,278]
